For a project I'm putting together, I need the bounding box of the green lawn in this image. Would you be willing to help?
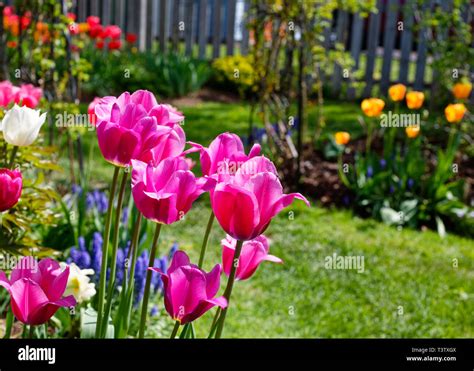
[150,200,474,338]
[61,100,474,338]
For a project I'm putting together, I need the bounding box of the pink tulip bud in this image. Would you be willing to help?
[0,257,76,325]
[0,168,22,212]
[149,251,227,324]
[222,235,282,280]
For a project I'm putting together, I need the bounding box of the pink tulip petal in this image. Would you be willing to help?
[180,296,228,324]
[212,182,259,241]
[204,264,222,298]
[10,278,49,325]
[169,266,207,321]
[168,251,191,273]
[130,90,158,112]
[248,143,262,158]
[10,256,40,284]
[0,271,10,290]
[29,295,76,326]
[280,192,311,208]
[265,254,283,264]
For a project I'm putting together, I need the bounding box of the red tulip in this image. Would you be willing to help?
[126,33,137,44]
[86,16,100,27]
[108,39,122,50]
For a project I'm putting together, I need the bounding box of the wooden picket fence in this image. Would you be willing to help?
[42,0,474,99]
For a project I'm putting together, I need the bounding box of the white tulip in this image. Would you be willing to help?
[0,104,47,146]
[60,262,97,304]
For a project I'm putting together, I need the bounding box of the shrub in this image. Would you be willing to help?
[83,50,211,99]
[211,55,256,97]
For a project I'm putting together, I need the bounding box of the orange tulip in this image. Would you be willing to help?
[452,82,472,100]
[444,103,467,123]
[406,91,424,109]
[335,131,350,145]
[78,22,90,33]
[388,84,406,102]
[405,125,420,138]
[361,98,385,117]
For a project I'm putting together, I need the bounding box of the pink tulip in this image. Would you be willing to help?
[222,235,282,280]
[0,257,76,325]
[149,251,227,324]
[0,168,22,212]
[0,81,15,107]
[94,90,185,167]
[131,156,214,224]
[189,132,261,181]
[211,156,310,240]
[14,84,42,108]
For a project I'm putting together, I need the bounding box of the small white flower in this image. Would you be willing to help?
[60,262,96,304]
[1,104,47,146]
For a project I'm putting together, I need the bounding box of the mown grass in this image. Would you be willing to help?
[152,200,474,338]
[61,100,473,338]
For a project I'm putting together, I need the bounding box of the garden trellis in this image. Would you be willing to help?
[22,0,469,101]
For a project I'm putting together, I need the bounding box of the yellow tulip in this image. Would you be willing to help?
[335,131,350,145]
[452,82,472,100]
[444,103,467,123]
[361,98,385,117]
[406,91,424,109]
[388,84,407,102]
[405,125,420,138]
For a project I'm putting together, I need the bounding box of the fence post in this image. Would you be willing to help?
[198,0,208,58]
[380,0,399,95]
[213,0,222,58]
[171,0,180,51]
[363,0,383,97]
[347,13,364,100]
[399,0,414,85]
[331,10,348,97]
[414,0,431,90]
[159,0,168,53]
[240,0,250,55]
[226,0,236,55]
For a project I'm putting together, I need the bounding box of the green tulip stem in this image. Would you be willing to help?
[8,145,18,169]
[138,222,163,338]
[96,166,120,338]
[215,239,244,338]
[198,212,215,268]
[101,169,129,338]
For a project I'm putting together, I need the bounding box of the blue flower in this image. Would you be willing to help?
[366,166,374,178]
[71,184,82,195]
[90,232,103,279]
[168,242,178,260]
[150,305,159,317]
[379,159,387,169]
[69,236,91,269]
[407,178,414,190]
[85,192,95,211]
[121,207,129,226]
